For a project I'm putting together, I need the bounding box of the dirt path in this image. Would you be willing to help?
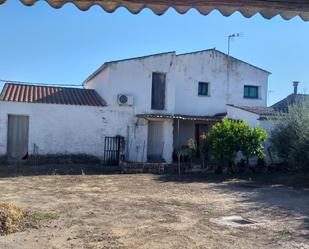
[0,174,308,249]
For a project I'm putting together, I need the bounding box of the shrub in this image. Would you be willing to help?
[208,118,267,171]
[0,203,25,235]
[270,98,309,170]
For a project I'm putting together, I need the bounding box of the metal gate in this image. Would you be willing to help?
[103,136,124,165]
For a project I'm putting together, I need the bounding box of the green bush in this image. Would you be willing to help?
[270,98,309,170]
[208,118,267,171]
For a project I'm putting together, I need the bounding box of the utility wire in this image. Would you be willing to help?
[0,78,84,88]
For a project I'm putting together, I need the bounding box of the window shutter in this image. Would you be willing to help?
[151,73,166,110]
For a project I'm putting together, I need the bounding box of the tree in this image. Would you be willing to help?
[270,98,309,170]
[208,118,267,172]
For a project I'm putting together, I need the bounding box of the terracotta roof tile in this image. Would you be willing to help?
[0,83,106,107]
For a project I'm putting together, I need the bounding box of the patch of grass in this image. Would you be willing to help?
[0,203,26,235]
[31,211,59,221]
[277,228,294,236]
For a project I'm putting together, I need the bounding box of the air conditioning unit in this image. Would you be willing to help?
[117,94,134,106]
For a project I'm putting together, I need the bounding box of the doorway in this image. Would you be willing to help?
[7,115,29,160]
[147,121,164,162]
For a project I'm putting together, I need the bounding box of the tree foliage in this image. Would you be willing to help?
[270,98,309,170]
[207,118,267,169]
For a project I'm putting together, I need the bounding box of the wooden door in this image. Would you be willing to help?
[147,121,164,161]
[7,115,29,159]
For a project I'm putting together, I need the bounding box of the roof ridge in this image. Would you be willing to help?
[177,48,271,74]
[3,82,86,91]
[83,51,176,83]
[0,83,106,107]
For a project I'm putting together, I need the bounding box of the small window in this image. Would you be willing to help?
[198,82,209,96]
[244,85,259,99]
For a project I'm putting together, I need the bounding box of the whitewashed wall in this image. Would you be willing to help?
[86,52,176,115]
[174,50,269,116]
[83,49,270,163]
[0,101,151,162]
[227,105,261,127]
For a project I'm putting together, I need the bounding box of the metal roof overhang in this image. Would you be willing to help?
[136,113,226,121]
[1,0,309,21]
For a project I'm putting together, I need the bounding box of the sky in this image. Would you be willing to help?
[0,1,308,105]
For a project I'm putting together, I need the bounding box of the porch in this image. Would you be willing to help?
[136,113,225,164]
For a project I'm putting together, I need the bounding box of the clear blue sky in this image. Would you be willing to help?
[0,1,308,105]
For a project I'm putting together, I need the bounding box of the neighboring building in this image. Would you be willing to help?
[271,81,309,112]
[0,84,107,159]
[0,48,271,163]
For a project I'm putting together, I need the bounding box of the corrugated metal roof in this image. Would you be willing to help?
[137,113,226,121]
[0,83,106,107]
[0,0,308,21]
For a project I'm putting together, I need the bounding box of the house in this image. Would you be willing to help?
[228,82,309,132]
[271,81,309,112]
[0,49,271,164]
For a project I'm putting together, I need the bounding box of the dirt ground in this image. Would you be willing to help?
[0,174,308,249]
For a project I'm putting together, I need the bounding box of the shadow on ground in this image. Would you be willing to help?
[0,164,121,178]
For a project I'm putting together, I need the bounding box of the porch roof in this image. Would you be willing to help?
[136,113,226,121]
[2,1,309,21]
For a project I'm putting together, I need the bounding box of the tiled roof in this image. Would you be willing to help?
[0,83,106,107]
[2,0,309,21]
[271,94,309,113]
[227,104,277,117]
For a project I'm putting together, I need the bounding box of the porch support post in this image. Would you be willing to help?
[177,118,181,176]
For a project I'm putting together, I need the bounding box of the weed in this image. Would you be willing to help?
[277,228,294,236]
[31,211,59,221]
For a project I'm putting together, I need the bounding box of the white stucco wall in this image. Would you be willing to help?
[84,49,270,164]
[86,52,176,115]
[87,50,269,117]
[174,50,269,116]
[0,101,107,158]
[227,105,261,127]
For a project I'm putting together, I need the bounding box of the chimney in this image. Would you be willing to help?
[293,81,299,95]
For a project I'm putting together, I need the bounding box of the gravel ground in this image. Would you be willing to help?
[0,174,308,249]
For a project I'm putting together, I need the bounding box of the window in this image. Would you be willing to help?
[244,85,259,99]
[151,72,166,110]
[198,82,209,96]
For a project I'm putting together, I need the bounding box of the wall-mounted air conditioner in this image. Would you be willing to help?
[117,94,134,106]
